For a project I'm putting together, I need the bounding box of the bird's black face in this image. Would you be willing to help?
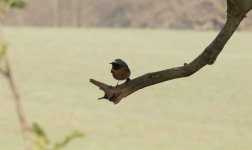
[111,62,122,70]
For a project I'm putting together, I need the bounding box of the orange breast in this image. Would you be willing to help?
[111,67,130,80]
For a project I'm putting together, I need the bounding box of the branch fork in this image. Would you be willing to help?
[90,79,130,104]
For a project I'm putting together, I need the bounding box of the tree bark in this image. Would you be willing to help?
[90,0,252,104]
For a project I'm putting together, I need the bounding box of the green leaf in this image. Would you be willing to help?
[30,123,50,145]
[0,42,8,62]
[0,0,25,9]
[53,131,85,150]
[29,122,84,150]
[9,0,25,9]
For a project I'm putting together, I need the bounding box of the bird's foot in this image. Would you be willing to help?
[125,78,130,83]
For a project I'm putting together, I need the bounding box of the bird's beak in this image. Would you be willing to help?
[109,62,112,64]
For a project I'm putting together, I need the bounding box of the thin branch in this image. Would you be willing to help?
[90,0,252,104]
[0,67,7,76]
[1,56,33,150]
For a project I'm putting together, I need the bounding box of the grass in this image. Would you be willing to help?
[0,27,252,150]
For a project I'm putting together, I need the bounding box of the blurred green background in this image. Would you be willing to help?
[1,0,252,150]
[1,28,252,150]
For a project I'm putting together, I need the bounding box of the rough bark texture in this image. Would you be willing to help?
[90,0,252,104]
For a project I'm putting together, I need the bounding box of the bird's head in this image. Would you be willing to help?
[110,59,128,70]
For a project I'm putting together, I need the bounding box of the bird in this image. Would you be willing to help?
[110,59,131,85]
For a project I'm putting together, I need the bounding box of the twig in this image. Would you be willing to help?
[0,67,7,76]
[1,56,33,150]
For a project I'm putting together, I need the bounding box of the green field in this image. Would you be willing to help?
[0,27,252,150]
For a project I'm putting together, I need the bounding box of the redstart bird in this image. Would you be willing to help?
[110,59,131,85]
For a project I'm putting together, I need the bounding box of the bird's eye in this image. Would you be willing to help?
[112,63,121,70]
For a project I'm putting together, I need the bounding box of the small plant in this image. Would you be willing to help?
[30,123,84,150]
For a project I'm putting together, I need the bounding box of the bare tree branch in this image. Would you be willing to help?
[90,0,252,104]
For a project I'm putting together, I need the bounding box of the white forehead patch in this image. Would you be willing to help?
[112,59,127,67]
[113,59,121,64]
